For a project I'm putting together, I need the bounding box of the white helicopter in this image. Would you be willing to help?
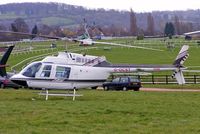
[10,45,189,91]
[0,30,190,100]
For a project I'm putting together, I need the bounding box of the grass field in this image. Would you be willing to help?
[1,89,200,134]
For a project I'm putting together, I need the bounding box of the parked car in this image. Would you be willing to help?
[103,76,141,91]
[0,76,21,89]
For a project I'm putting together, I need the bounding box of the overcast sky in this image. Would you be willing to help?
[0,0,199,12]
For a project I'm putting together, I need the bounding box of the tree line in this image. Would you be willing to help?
[129,9,195,37]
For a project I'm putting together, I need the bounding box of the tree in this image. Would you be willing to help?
[110,24,118,36]
[130,9,137,36]
[0,24,6,30]
[180,22,193,33]
[31,25,38,39]
[164,22,175,38]
[38,24,53,35]
[11,23,18,32]
[146,13,155,36]
[10,18,29,33]
[164,23,169,36]
[0,24,10,41]
[174,15,181,35]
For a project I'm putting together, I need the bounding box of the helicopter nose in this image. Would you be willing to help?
[11,80,28,87]
[10,74,28,87]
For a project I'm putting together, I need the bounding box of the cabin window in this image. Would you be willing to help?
[76,57,81,63]
[40,65,52,77]
[23,63,42,77]
[112,77,120,83]
[120,77,129,83]
[55,66,71,79]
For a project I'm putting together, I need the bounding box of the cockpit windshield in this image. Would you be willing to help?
[23,62,42,77]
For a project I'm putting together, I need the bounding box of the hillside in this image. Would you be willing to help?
[0,3,129,29]
[0,3,200,33]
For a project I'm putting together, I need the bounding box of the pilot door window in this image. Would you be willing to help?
[55,66,71,79]
[23,63,42,77]
[40,65,52,77]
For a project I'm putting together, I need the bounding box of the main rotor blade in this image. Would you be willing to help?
[93,41,163,51]
[0,30,71,41]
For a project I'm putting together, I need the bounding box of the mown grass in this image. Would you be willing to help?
[90,41,199,66]
[1,89,200,134]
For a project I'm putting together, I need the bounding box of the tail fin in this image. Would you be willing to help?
[173,45,189,67]
[172,45,189,84]
[0,45,14,77]
[172,70,185,84]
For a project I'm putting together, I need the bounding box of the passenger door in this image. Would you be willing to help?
[111,77,120,89]
[119,77,129,89]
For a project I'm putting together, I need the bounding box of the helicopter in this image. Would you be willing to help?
[0,30,190,100]
[10,45,189,90]
[73,19,98,46]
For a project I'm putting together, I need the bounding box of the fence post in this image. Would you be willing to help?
[166,75,168,84]
[152,75,155,84]
[194,75,197,84]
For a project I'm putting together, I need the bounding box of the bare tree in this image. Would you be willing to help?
[180,22,193,33]
[38,24,53,35]
[146,13,155,36]
[174,15,181,35]
[130,8,137,36]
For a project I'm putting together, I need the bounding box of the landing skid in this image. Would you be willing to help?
[38,88,83,101]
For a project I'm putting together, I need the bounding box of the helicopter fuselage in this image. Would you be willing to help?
[10,45,189,89]
[11,61,178,90]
